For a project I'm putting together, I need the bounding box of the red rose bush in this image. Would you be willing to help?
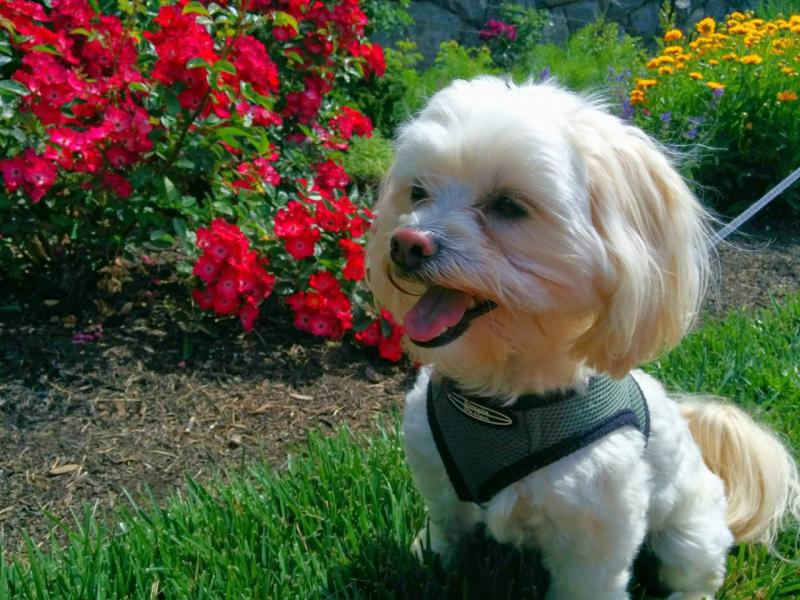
[0,0,402,361]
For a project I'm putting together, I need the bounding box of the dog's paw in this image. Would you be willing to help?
[410,525,457,567]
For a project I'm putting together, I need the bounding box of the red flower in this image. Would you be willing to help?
[313,160,349,193]
[284,232,319,259]
[239,303,260,332]
[309,271,339,294]
[192,287,216,310]
[355,321,381,347]
[339,238,365,281]
[192,219,275,331]
[355,309,405,362]
[330,107,372,139]
[101,172,133,198]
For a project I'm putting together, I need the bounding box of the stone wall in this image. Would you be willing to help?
[386,0,759,61]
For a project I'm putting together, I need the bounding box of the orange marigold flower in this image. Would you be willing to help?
[791,25,800,34]
[659,66,674,75]
[777,90,798,101]
[664,45,683,55]
[722,53,738,61]
[709,59,720,66]
[696,17,716,36]
[629,90,645,105]
[664,29,683,42]
[636,78,657,90]
[707,81,725,91]
[782,66,795,75]
[729,11,746,20]
[741,54,763,65]
[690,72,704,80]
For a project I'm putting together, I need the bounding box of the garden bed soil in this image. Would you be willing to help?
[1,222,799,557]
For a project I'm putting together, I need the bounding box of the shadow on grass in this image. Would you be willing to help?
[322,529,673,599]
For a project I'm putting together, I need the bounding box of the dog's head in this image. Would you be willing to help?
[366,77,709,393]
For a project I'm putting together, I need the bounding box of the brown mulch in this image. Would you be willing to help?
[1,222,798,558]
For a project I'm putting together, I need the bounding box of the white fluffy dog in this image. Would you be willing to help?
[365,76,800,599]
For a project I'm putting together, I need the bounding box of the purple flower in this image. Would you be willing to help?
[686,128,698,139]
[660,111,672,124]
[712,87,724,97]
[537,65,551,82]
[621,98,634,121]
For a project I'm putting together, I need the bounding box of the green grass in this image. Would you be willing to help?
[2,294,799,599]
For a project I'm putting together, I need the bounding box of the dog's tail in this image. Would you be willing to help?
[679,399,800,546]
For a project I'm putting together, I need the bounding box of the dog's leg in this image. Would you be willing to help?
[648,468,731,600]
[403,372,481,566]
[492,431,650,600]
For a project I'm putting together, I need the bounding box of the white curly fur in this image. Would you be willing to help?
[365,76,799,599]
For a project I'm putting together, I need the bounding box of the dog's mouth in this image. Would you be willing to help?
[404,286,497,348]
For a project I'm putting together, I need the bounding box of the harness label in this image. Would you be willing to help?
[448,392,513,427]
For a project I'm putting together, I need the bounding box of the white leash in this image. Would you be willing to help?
[710,165,800,247]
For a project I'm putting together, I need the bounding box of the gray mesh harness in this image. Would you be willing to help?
[426,374,649,504]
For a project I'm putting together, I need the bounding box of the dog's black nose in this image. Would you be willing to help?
[390,228,437,272]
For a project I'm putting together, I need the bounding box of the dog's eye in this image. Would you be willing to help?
[410,184,427,204]
[491,195,527,219]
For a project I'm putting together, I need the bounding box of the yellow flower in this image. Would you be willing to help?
[659,66,674,75]
[664,45,684,55]
[689,72,704,80]
[729,11,746,21]
[777,91,798,101]
[629,90,646,105]
[741,54,763,65]
[696,17,716,36]
[636,78,658,90]
[745,122,753,130]
[709,59,720,66]
[722,53,738,61]
[707,81,725,91]
[791,25,800,34]
[782,66,795,75]
[664,29,683,42]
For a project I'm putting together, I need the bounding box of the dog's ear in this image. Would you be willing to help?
[571,119,710,376]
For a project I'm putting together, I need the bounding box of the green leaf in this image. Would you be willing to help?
[212,60,236,76]
[128,82,150,94]
[0,80,30,97]
[70,28,92,36]
[215,126,250,139]
[182,1,209,16]
[150,229,175,245]
[163,177,180,204]
[31,44,61,56]
[272,11,299,33]
[285,51,303,64]
[186,58,211,71]
[212,201,234,216]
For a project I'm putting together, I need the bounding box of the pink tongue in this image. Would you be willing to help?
[404,286,473,342]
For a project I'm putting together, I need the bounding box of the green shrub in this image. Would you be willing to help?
[342,132,394,186]
[513,21,646,93]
